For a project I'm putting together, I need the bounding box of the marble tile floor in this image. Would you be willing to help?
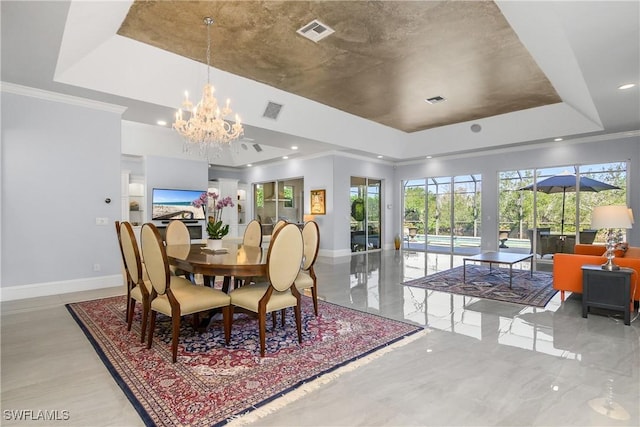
[1,250,639,426]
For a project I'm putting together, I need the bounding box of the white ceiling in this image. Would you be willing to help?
[2,1,639,167]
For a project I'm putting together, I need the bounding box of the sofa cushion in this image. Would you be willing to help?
[574,244,606,256]
[625,246,640,258]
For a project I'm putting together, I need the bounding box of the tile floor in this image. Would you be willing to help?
[2,250,639,426]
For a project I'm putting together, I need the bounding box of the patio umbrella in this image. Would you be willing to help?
[519,172,620,235]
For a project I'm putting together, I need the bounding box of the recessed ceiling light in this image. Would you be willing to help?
[283,156,289,160]
[157,120,167,126]
[618,83,636,90]
[247,164,252,167]
[426,155,433,159]
[291,145,298,150]
[554,138,563,142]
[377,155,383,159]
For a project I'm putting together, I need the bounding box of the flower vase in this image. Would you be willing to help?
[207,239,223,251]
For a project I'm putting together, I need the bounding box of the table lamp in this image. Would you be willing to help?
[590,205,634,270]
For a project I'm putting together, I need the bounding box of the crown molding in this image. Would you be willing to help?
[0,81,127,115]
[395,130,640,166]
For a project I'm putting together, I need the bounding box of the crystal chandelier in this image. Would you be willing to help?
[173,17,243,158]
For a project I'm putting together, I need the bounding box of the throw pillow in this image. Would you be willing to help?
[613,242,628,258]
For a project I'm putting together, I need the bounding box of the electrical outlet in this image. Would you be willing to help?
[95,217,109,226]
[93,263,101,272]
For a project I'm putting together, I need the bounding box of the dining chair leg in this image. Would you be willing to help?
[127,299,136,331]
[311,285,318,317]
[259,310,267,357]
[271,311,277,328]
[223,306,232,345]
[171,314,181,363]
[280,308,286,327]
[294,303,302,344]
[146,311,157,350]
[140,302,149,343]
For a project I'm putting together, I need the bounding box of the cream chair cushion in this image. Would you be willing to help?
[294,270,314,290]
[230,283,297,312]
[150,279,230,316]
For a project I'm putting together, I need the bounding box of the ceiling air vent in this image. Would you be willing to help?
[425,96,446,104]
[297,19,335,43]
[253,143,263,152]
[263,101,283,120]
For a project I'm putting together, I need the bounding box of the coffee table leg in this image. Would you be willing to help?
[509,264,513,288]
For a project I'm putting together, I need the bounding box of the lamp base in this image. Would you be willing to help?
[601,259,621,271]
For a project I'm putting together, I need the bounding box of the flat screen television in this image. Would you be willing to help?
[151,188,206,221]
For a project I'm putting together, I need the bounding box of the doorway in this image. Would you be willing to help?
[350,177,382,252]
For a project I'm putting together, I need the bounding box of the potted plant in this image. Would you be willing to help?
[192,192,235,249]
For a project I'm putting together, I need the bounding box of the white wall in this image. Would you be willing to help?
[1,91,123,298]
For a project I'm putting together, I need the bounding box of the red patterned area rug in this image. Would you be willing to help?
[402,265,557,307]
[66,295,423,426]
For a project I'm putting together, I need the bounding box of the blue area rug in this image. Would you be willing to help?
[402,265,557,307]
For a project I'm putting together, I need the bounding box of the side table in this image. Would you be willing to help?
[582,265,633,325]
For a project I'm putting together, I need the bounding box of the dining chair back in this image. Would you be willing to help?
[141,222,231,363]
[268,223,304,291]
[272,219,287,236]
[296,220,320,315]
[165,220,192,281]
[243,219,263,247]
[229,223,304,356]
[233,219,264,289]
[165,220,190,245]
[118,221,151,342]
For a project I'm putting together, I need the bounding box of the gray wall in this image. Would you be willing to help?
[1,92,122,288]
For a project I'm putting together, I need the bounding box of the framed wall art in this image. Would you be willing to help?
[310,189,326,215]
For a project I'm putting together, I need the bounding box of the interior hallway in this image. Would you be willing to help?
[2,250,639,426]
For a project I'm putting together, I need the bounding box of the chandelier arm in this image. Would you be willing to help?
[172,16,244,158]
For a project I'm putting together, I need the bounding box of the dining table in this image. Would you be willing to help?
[165,242,267,293]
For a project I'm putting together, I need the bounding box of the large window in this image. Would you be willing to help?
[253,178,303,233]
[498,162,627,260]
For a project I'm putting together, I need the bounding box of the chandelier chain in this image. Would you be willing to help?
[172,16,244,159]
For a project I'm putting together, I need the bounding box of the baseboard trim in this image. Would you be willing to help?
[319,248,352,258]
[0,275,123,302]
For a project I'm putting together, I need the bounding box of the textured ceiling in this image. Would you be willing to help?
[119,1,561,133]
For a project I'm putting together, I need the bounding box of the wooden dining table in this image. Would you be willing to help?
[165,242,266,293]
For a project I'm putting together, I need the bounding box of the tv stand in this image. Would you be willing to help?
[160,220,200,224]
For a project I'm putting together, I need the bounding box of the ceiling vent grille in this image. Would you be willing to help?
[263,101,283,120]
[253,143,263,152]
[425,96,447,104]
[297,19,335,43]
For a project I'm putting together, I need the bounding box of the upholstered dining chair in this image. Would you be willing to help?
[165,220,193,281]
[117,221,152,342]
[295,220,320,316]
[272,219,287,235]
[229,223,304,357]
[115,221,131,319]
[141,223,231,363]
[234,219,263,289]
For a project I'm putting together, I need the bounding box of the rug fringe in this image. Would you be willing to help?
[226,329,429,426]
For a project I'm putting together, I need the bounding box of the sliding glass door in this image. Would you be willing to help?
[402,174,482,261]
[350,177,382,252]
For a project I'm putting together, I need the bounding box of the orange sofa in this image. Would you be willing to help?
[553,244,640,302]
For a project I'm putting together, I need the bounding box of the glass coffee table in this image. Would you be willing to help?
[462,252,533,288]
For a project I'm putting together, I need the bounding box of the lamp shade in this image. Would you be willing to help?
[591,205,633,229]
